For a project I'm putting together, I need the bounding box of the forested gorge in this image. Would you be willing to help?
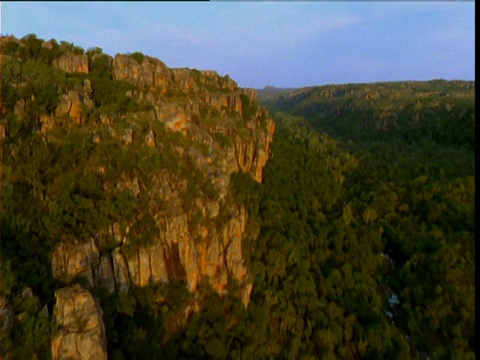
[175,111,474,359]
[0,34,475,359]
[230,84,474,358]
[248,114,473,359]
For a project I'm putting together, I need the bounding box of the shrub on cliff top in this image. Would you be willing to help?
[129,52,145,64]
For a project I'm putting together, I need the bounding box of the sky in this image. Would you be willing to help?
[1,1,475,89]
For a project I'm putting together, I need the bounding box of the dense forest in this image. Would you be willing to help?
[1,34,475,359]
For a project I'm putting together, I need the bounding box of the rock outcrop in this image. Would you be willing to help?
[53,54,89,74]
[54,85,94,124]
[51,238,99,285]
[50,184,257,305]
[51,285,107,360]
[112,54,170,89]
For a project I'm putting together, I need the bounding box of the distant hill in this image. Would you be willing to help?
[259,80,475,150]
[256,86,297,101]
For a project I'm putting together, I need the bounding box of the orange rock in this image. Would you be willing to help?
[51,285,107,360]
[53,54,89,74]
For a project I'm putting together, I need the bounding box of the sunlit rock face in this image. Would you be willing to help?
[47,47,275,308]
[53,53,89,74]
[50,110,273,305]
[112,54,170,89]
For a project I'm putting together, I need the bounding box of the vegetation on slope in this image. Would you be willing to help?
[1,34,475,359]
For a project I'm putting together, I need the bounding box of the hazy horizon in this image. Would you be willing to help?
[1,2,475,88]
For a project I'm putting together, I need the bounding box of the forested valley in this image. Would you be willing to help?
[0,34,475,359]
[160,81,475,359]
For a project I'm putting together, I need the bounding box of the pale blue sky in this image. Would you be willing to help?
[1,2,475,88]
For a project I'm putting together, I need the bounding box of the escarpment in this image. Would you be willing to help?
[1,35,274,354]
[42,50,274,306]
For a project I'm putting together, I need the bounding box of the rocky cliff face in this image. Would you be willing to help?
[1,35,274,358]
[47,51,275,308]
[46,63,269,306]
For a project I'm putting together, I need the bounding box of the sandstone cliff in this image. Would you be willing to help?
[45,50,275,307]
[1,35,275,358]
